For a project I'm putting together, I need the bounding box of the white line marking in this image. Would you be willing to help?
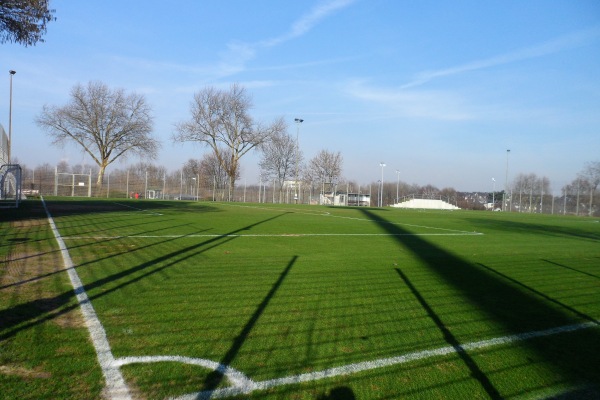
[218,203,481,235]
[113,202,163,216]
[114,356,255,390]
[112,321,599,399]
[42,197,131,400]
[60,232,483,240]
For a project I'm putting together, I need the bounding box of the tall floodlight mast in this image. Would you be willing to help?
[8,70,16,164]
[294,118,303,204]
[379,162,386,207]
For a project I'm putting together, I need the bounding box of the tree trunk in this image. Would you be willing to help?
[96,164,107,195]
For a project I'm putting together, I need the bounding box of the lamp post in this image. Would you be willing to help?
[294,118,303,204]
[192,177,197,200]
[379,162,386,207]
[8,70,16,164]
[395,170,400,204]
[504,149,510,211]
[492,178,496,211]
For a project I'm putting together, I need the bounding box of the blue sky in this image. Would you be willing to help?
[2,0,599,192]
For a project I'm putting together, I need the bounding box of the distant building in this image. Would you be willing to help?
[320,192,371,206]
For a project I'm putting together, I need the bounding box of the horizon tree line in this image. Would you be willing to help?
[11,78,599,215]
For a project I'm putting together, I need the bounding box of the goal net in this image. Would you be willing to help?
[0,164,22,208]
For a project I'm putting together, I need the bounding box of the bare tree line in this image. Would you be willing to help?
[15,156,598,216]
[12,78,600,216]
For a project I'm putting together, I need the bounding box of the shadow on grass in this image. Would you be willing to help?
[1,218,204,290]
[203,255,298,391]
[359,208,600,395]
[542,259,600,280]
[395,267,502,399]
[42,198,222,217]
[467,217,600,242]
[317,386,356,400]
[1,208,289,345]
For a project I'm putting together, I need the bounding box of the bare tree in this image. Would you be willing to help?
[579,161,600,216]
[512,173,551,213]
[182,158,201,179]
[199,152,235,200]
[305,150,343,193]
[0,0,55,46]
[36,81,159,191]
[173,84,285,200]
[259,130,301,202]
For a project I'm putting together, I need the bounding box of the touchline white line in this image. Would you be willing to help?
[41,197,132,400]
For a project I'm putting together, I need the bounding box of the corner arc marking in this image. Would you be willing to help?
[114,355,256,391]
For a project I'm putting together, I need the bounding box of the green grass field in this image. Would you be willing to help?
[2,198,600,399]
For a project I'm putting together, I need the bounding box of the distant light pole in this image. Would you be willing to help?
[379,162,386,207]
[395,170,400,204]
[294,118,303,204]
[504,149,510,211]
[8,70,16,164]
[492,178,496,211]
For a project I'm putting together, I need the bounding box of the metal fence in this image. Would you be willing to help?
[15,165,599,216]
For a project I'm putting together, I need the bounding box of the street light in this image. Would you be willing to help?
[8,70,16,164]
[492,178,496,211]
[192,176,198,200]
[379,162,386,207]
[395,170,400,204]
[504,149,510,211]
[294,118,303,204]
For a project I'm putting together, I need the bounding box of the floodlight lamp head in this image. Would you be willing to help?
[295,118,303,123]
[9,70,16,75]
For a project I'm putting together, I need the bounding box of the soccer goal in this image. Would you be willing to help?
[0,164,22,208]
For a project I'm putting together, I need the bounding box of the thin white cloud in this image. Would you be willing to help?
[402,26,600,89]
[218,0,357,76]
[101,1,358,84]
[346,79,473,121]
[261,0,357,47]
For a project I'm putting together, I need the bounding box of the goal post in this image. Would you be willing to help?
[0,164,22,208]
